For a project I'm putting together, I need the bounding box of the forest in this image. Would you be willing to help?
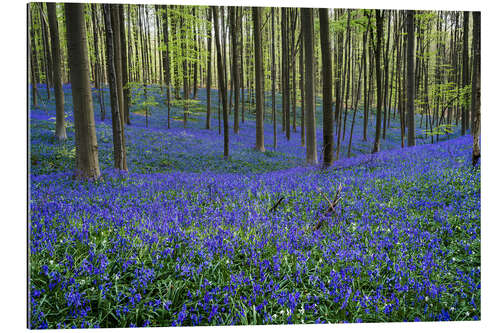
[28,2,480,328]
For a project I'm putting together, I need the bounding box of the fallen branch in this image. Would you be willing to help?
[269,196,285,212]
[313,183,343,231]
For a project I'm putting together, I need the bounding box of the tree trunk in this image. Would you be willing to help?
[181,9,189,127]
[47,3,67,140]
[372,10,383,154]
[91,4,106,121]
[29,5,39,109]
[104,4,128,172]
[282,8,290,141]
[301,8,317,165]
[64,3,101,179]
[382,11,391,139]
[272,7,277,148]
[162,5,172,129]
[461,11,469,135]
[39,3,52,100]
[406,10,416,147]
[252,7,265,152]
[206,7,212,129]
[319,8,334,167]
[362,10,369,141]
[119,5,131,125]
[230,7,240,134]
[212,6,230,158]
[471,11,480,166]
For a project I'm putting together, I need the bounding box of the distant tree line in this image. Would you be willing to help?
[28,4,481,179]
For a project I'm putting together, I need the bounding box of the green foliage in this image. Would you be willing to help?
[128,82,161,117]
[423,123,456,137]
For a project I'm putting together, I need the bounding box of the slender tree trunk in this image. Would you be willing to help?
[362,10,369,141]
[319,8,334,167]
[64,3,101,179]
[181,9,188,127]
[348,47,365,157]
[372,10,383,154]
[47,3,66,140]
[206,8,212,129]
[240,9,245,124]
[119,5,131,125]
[301,8,317,165]
[382,11,391,139]
[341,11,352,142]
[29,6,39,109]
[253,7,265,152]
[300,22,305,147]
[471,11,480,166]
[291,9,298,133]
[104,4,128,172]
[272,7,277,148]
[461,11,469,135]
[230,7,240,134]
[111,5,125,133]
[406,10,416,147]
[162,5,172,129]
[91,4,105,121]
[39,3,52,100]
[212,6,230,158]
[282,8,290,141]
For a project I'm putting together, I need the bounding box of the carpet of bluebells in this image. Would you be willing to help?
[29,84,480,328]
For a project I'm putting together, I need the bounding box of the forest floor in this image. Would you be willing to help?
[29,84,480,328]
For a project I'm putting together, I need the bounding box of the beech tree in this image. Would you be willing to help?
[319,8,334,167]
[471,11,480,166]
[406,10,416,147]
[212,6,230,158]
[47,2,66,141]
[230,7,240,134]
[372,10,383,154]
[64,3,101,179]
[301,7,317,165]
[461,11,469,135]
[253,6,265,152]
[104,4,128,171]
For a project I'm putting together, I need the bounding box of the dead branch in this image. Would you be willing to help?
[269,196,285,212]
[313,183,343,231]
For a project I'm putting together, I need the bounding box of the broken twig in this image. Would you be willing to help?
[313,183,343,231]
[269,196,285,212]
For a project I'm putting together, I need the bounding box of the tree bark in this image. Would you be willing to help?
[301,8,317,164]
[406,10,416,147]
[162,5,172,129]
[253,7,265,152]
[64,3,101,179]
[47,3,67,140]
[319,8,334,167]
[372,10,383,154]
[206,7,212,130]
[212,6,230,158]
[119,5,131,125]
[29,5,39,109]
[272,7,277,148]
[104,4,128,171]
[461,11,469,135]
[91,4,106,121]
[281,8,290,141]
[471,11,480,166]
[230,7,240,134]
